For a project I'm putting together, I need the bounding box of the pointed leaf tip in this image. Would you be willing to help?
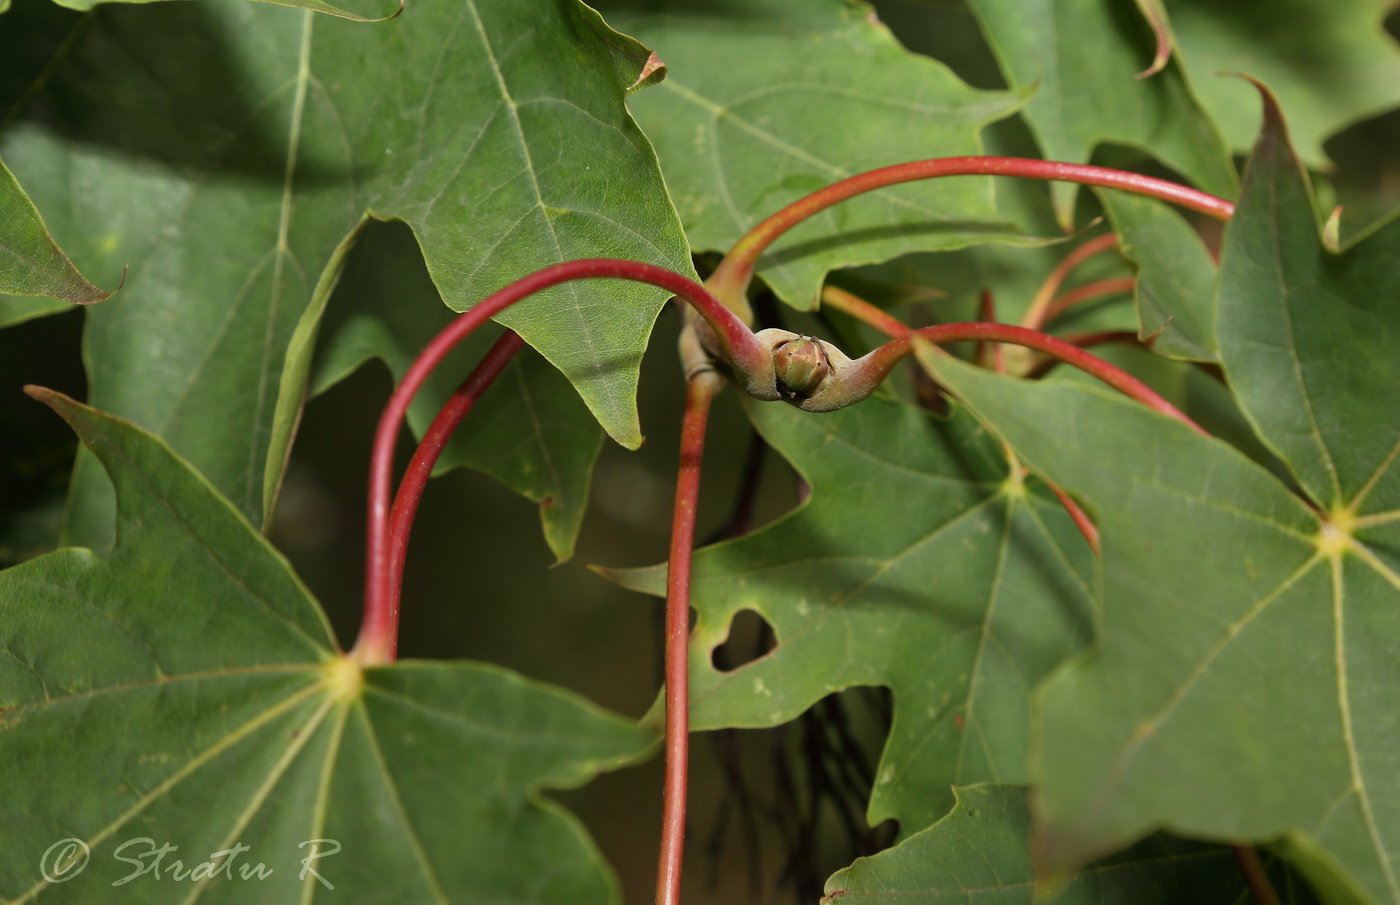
[23,384,77,417]
[627,50,666,93]
[1225,72,1290,142]
[1,158,115,305]
[1131,0,1173,79]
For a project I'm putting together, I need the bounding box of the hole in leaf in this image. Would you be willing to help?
[711,608,776,672]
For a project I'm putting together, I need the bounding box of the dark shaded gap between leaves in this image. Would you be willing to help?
[702,685,897,904]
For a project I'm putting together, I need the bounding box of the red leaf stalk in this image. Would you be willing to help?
[657,371,722,905]
[851,322,1207,436]
[819,287,1202,434]
[823,285,911,338]
[1047,482,1100,554]
[1019,233,1120,331]
[1042,277,1137,325]
[353,259,755,664]
[386,331,525,623]
[707,157,1234,311]
[978,289,1006,373]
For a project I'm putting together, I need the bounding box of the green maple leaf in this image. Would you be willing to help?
[1164,0,1400,166]
[0,387,654,904]
[964,0,1237,218]
[0,156,111,326]
[1096,189,1219,362]
[0,0,691,552]
[925,98,1400,898]
[604,0,1028,310]
[824,784,1317,904]
[599,393,1094,835]
[1215,96,1400,514]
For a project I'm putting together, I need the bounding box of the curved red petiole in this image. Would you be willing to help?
[850,322,1207,436]
[1019,233,1120,331]
[706,156,1234,313]
[385,330,526,624]
[1042,276,1137,325]
[352,259,756,664]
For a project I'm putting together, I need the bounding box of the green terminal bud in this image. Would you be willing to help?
[773,336,831,398]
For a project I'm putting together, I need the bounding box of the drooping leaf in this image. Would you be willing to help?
[1216,91,1400,511]
[604,0,1029,310]
[963,0,1237,217]
[0,155,111,312]
[823,784,1317,904]
[1096,188,1219,361]
[307,221,601,563]
[597,393,1094,835]
[0,387,654,904]
[0,0,691,551]
[1164,0,1400,165]
[924,350,1400,905]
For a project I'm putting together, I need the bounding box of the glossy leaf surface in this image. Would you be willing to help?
[0,388,654,904]
[4,0,395,21]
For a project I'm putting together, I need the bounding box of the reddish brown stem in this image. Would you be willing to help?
[657,372,722,905]
[708,157,1233,309]
[819,286,1193,431]
[1019,233,1120,331]
[1232,845,1283,905]
[977,289,1006,373]
[1043,277,1137,324]
[1047,482,1100,554]
[386,331,525,621]
[1023,331,1145,380]
[822,285,911,338]
[353,259,754,664]
[849,323,1207,436]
